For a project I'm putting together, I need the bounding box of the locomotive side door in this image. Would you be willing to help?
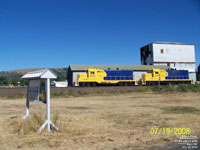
[153,71,160,80]
[88,70,96,81]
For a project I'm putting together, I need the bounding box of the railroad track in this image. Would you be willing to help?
[0,85,161,98]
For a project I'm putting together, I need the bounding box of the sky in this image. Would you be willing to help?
[0,0,199,71]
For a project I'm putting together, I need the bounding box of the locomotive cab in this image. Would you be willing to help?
[78,68,107,86]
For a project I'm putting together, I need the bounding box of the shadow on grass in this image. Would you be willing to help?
[65,106,90,110]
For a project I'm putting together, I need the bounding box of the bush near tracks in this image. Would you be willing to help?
[151,84,200,93]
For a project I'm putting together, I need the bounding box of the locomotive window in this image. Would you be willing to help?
[91,72,95,75]
[155,72,159,74]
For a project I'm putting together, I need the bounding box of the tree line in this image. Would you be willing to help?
[0,68,68,86]
[0,72,28,86]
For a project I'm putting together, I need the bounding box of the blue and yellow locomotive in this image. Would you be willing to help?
[141,69,193,85]
[78,68,136,86]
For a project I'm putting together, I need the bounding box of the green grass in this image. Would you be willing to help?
[135,87,152,93]
[42,84,200,99]
[161,106,200,114]
[51,90,74,98]
[2,84,200,100]
[151,84,200,93]
[6,94,24,99]
[51,89,132,98]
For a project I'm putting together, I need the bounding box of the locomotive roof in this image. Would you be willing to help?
[69,65,170,71]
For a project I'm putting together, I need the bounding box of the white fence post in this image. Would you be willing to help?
[23,80,30,119]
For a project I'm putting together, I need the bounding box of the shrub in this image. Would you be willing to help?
[9,113,45,135]
[178,84,188,92]
[187,84,200,92]
[136,87,152,93]
[8,113,62,135]
[167,84,176,92]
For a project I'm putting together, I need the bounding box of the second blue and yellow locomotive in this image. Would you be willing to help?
[141,69,193,85]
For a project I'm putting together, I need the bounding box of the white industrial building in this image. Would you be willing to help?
[52,81,68,87]
[141,42,196,82]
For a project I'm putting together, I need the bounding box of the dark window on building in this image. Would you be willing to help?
[108,68,110,70]
[116,68,119,70]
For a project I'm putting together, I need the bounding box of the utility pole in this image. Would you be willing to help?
[158,73,161,90]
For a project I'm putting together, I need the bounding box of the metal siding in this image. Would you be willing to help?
[73,72,86,86]
[172,63,196,72]
[154,63,195,72]
[141,43,197,73]
[153,44,195,63]
[133,71,147,85]
[69,65,170,71]
[154,63,168,66]
[55,81,68,87]
[189,72,196,84]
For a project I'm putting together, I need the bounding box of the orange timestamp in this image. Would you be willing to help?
[150,128,190,135]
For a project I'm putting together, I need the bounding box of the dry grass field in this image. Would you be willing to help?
[0,92,199,150]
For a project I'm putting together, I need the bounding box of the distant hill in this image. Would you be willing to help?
[10,68,46,75]
[51,68,68,81]
[0,68,68,86]
[9,68,68,78]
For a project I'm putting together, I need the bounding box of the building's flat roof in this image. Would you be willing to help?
[141,42,194,48]
[69,65,170,71]
[152,42,194,45]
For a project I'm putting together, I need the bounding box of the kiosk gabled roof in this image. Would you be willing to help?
[22,69,57,79]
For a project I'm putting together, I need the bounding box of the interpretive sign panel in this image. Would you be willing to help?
[28,80,46,104]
